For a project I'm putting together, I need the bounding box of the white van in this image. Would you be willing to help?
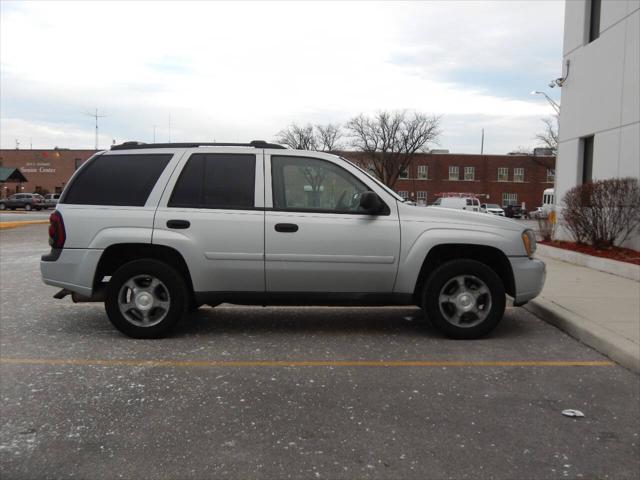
[432,196,481,212]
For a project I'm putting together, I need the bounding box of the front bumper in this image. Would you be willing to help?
[41,248,103,297]
[509,257,546,306]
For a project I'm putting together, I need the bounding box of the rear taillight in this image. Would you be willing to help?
[48,211,66,249]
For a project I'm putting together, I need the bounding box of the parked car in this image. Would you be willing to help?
[41,141,545,340]
[527,207,546,219]
[432,196,481,212]
[43,193,61,209]
[504,204,523,218]
[480,203,505,216]
[0,193,46,211]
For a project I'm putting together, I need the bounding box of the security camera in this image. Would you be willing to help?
[548,81,556,88]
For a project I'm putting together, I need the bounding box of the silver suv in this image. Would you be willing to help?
[41,141,545,339]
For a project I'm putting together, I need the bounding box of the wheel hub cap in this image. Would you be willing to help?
[457,293,474,311]
[135,292,153,311]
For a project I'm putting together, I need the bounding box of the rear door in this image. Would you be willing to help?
[153,148,265,294]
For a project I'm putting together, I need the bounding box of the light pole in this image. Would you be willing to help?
[531,91,560,114]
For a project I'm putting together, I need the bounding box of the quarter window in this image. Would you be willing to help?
[63,154,172,206]
[169,154,255,209]
[449,166,459,181]
[514,168,524,182]
[498,167,509,182]
[464,167,475,181]
[271,156,369,213]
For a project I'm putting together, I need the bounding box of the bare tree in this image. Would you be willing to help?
[275,124,317,150]
[315,123,343,151]
[346,111,441,187]
[535,116,559,154]
[275,123,343,151]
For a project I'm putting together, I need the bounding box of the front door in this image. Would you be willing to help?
[264,153,400,293]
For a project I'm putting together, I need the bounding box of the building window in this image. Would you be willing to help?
[498,167,509,182]
[502,193,518,207]
[448,166,459,180]
[399,168,409,179]
[416,191,427,205]
[417,165,428,179]
[588,0,601,43]
[581,135,594,184]
[464,167,475,181]
[366,163,378,178]
[513,168,524,182]
[546,169,555,183]
[74,158,83,170]
[398,190,409,199]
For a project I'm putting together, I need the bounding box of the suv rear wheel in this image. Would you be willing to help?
[422,259,505,339]
[105,259,188,338]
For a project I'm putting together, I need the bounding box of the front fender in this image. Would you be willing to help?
[394,226,520,294]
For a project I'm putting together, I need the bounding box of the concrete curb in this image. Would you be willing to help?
[0,220,49,230]
[537,244,640,282]
[524,298,640,374]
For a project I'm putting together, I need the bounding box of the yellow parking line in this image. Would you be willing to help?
[0,358,615,368]
[0,220,49,230]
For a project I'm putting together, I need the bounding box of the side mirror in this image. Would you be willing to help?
[359,191,384,214]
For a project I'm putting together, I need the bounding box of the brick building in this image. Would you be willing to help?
[0,149,97,196]
[341,151,556,210]
[0,148,555,210]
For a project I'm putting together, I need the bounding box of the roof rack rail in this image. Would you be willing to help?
[110,140,286,151]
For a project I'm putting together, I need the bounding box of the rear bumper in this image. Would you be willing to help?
[40,248,103,297]
[509,257,546,306]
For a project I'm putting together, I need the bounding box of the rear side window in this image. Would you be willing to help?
[168,153,255,209]
[62,154,172,206]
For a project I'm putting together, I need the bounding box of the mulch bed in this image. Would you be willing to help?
[539,240,640,266]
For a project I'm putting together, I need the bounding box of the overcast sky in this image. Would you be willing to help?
[1,1,564,154]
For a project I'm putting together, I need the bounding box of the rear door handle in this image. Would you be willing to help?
[275,223,298,233]
[167,219,190,229]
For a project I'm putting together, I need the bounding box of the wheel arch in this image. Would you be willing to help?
[412,243,515,302]
[93,243,195,301]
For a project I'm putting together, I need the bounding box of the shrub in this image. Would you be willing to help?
[562,177,640,249]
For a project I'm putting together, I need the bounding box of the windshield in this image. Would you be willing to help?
[340,157,405,202]
[487,204,500,208]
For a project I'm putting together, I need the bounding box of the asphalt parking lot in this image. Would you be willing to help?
[1,225,639,479]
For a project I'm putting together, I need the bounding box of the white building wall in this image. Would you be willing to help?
[556,0,640,249]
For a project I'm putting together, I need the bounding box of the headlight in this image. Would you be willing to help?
[521,229,537,257]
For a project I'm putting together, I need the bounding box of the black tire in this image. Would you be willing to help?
[105,259,189,338]
[422,259,505,339]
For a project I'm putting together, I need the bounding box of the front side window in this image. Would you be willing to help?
[449,166,459,181]
[272,156,369,213]
[417,165,428,179]
[169,153,255,209]
[514,168,524,182]
[464,167,475,181]
[498,167,509,182]
[63,154,172,206]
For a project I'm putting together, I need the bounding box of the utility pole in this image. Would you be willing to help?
[85,109,106,150]
[480,129,484,154]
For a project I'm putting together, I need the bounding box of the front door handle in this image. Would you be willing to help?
[275,223,298,233]
[167,219,190,229]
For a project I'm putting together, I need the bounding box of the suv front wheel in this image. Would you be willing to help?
[105,259,188,338]
[422,259,506,339]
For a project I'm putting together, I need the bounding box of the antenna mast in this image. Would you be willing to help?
[85,108,106,149]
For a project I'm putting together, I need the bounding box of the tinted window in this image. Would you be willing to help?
[62,154,172,206]
[169,154,255,209]
[271,156,368,213]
